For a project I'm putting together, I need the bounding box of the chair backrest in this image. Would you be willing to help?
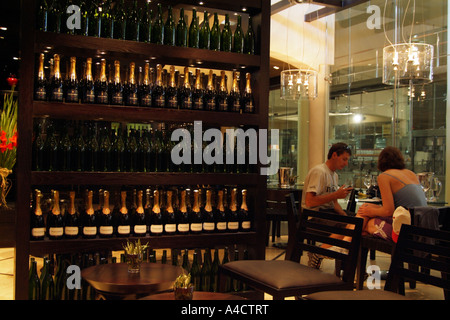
[266,189,289,211]
[285,192,301,261]
[296,209,363,283]
[385,224,450,296]
[346,189,357,213]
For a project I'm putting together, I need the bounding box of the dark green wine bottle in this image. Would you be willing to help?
[201,249,212,291]
[152,3,164,44]
[79,0,90,36]
[175,8,187,47]
[221,247,231,292]
[210,248,220,292]
[40,257,54,300]
[188,9,199,48]
[99,126,112,172]
[48,0,62,33]
[199,11,210,49]
[190,250,202,291]
[233,15,244,53]
[88,2,102,37]
[221,14,232,52]
[113,0,126,40]
[139,1,152,42]
[28,258,40,300]
[244,16,256,54]
[37,0,48,32]
[210,12,220,51]
[101,0,114,38]
[126,0,139,41]
[164,5,175,46]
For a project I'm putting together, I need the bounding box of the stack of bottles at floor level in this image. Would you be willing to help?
[28,247,248,300]
[30,186,252,241]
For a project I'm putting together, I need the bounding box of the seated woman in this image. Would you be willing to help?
[356,146,427,241]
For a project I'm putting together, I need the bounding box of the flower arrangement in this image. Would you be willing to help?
[122,239,149,273]
[0,86,17,207]
[173,273,194,300]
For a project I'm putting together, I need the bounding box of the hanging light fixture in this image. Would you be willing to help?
[280,69,318,100]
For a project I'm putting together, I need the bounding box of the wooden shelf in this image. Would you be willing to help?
[33,101,261,126]
[31,171,259,186]
[29,232,258,256]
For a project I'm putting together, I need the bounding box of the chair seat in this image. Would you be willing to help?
[222,260,344,290]
[305,289,411,300]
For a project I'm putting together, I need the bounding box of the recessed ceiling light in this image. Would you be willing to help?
[273,66,280,70]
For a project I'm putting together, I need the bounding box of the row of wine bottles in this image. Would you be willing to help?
[30,186,252,241]
[35,53,255,113]
[38,0,256,54]
[32,119,256,173]
[29,246,247,300]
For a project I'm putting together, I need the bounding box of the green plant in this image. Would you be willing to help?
[0,88,17,171]
[173,273,193,288]
[122,239,149,256]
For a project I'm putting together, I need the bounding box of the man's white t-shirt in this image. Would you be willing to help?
[301,163,339,211]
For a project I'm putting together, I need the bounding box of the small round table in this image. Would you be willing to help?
[140,291,247,300]
[81,263,184,300]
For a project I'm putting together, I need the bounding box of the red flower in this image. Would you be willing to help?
[0,131,6,144]
[10,131,17,147]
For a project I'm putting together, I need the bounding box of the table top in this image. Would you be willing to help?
[81,263,184,296]
[140,291,247,300]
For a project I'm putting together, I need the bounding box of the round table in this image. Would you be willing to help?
[140,291,246,300]
[81,263,184,300]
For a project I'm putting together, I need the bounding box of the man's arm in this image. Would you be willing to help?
[305,185,352,208]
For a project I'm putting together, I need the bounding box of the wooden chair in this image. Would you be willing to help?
[305,224,450,300]
[218,207,363,300]
[265,189,289,245]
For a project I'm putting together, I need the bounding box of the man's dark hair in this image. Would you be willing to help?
[327,142,352,159]
[377,146,405,172]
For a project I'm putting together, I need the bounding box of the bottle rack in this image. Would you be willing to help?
[16,0,270,299]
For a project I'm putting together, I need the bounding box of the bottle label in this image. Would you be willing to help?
[178,223,189,233]
[217,98,227,111]
[66,89,78,102]
[117,225,130,235]
[100,226,113,235]
[190,223,202,232]
[97,91,108,104]
[84,89,95,103]
[64,226,79,236]
[164,224,177,233]
[112,93,123,105]
[155,95,165,107]
[127,93,138,106]
[232,102,241,112]
[151,225,163,234]
[203,222,215,231]
[183,97,192,109]
[31,227,45,238]
[216,222,227,231]
[51,88,63,101]
[205,99,215,111]
[244,101,254,113]
[35,88,46,100]
[141,94,152,106]
[83,226,97,236]
[134,225,147,234]
[241,221,251,230]
[49,227,63,237]
[193,98,203,110]
[227,221,239,231]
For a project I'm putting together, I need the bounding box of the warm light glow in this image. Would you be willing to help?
[353,114,363,123]
[280,69,318,100]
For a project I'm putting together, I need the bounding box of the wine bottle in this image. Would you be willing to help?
[152,64,165,108]
[138,128,151,172]
[116,191,130,237]
[164,5,175,46]
[215,189,227,233]
[190,250,202,291]
[210,248,220,292]
[139,62,153,107]
[221,247,231,292]
[188,9,199,48]
[192,68,204,110]
[101,0,114,38]
[54,254,66,300]
[43,123,58,171]
[64,191,80,239]
[182,249,190,272]
[175,8,187,47]
[89,2,102,37]
[232,249,241,291]
[79,0,90,36]
[202,189,215,233]
[35,53,47,101]
[125,62,139,106]
[81,58,95,104]
[28,258,40,300]
[228,71,242,113]
[227,188,239,232]
[221,14,232,52]
[126,0,139,41]
[98,125,111,172]
[110,60,123,105]
[201,249,212,291]
[139,1,152,42]
[244,16,256,55]
[82,190,97,239]
[71,123,86,171]
[242,73,255,113]
[40,257,54,300]
[95,59,109,104]
[99,190,114,238]
[126,127,138,172]
[65,56,79,103]
[150,189,163,236]
[37,0,48,32]
[30,190,45,240]
[199,11,210,50]
[210,12,220,51]
[133,190,147,236]
[163,190,177,235]
[190,189,203,234]
[239,189,251,231]
[49,54,63,102]
[215,71,228,112]
[233,15,244,54]
[47,190,64,240]
[177,189,190,235]
[112,126,125,172]
[204,70,216,111]
[165,65,178,109]
[85,123,99,172]
[113,0,126,40]
[48,0,62,33]
[178,67,192,109]
[152,3,164,44]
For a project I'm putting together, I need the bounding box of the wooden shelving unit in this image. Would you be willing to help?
[16,0,270,299]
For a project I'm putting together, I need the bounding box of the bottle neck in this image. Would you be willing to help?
[86,191,94,215]
[183,68,190,88]
[129,63,136,85]
[152,191,160,213]
[120,191,127,214]
[100,61,107,82]
[241,191,248,211]
[166,191,174,213]
[245,74,251,94]
[35,192,43,216]
[53,56,61,79]
[193,191,200,212]
[195,70,201,90]
[103,191,110,215]
[52,191,61,215]
[69,58,77,81]
[216,191,224,211]
[38,55,45,80]
[136,190,144,214]
[205,190,212,212]
[143,64,150,85]
[207,71,213,90]
[169,67,176,87]
[230,190,237,211]
[156,65,162,86]
[114,62,121,84]
[68,191,76,215]
[85,59,93,81]
[180,191,187,212]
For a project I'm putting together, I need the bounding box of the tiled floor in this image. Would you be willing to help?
[0,235,445,300]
